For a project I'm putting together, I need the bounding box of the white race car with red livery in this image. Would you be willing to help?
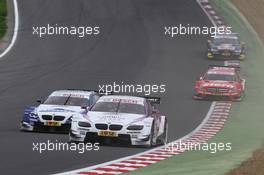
[194,66,245,101]
[69,95,168,147]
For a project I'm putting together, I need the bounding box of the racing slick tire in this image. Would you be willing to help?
[147,123,156,148]
[193,94,203,100]
[157,119,168,145]
[234,91,245,102]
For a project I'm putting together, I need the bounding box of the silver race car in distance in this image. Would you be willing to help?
[69,95,168,147]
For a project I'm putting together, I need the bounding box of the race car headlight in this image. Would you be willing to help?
[234,47,242,52]
[29,113,38,118]
[210,46,218,52]
[78,121,91,128]
[199,86,205,92]
[211,48,218,52]
[127,125,144,130]
[234,49,242,54]
[229,88,237,93]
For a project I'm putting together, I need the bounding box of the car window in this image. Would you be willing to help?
[92,95,100,105]
[44,96,89,106]
[204,73,235,81]
[66,97,89,106]
[118,103,146,115]
[44,96,67,105]
[90,102,118,112]
[91,101,146,115]
[146,102,153,115]
[213,38,239,45]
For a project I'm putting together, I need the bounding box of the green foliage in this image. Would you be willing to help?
[0,0,7,38]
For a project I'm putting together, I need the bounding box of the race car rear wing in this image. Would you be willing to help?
[98,91,114,96]
[142,96,161,104]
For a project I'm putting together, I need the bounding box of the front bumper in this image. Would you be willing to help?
[207,51,245,60]
[21,121,71,133]
[194,92,242,101]
[21,122,34,131]
[69,129,151,146]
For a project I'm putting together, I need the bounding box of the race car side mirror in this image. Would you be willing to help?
[197,76,203,80]
[81,105,90,113]
[37,99,42,104]
[81,105,89,110]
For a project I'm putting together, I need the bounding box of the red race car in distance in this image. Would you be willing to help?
[194,66,245,101]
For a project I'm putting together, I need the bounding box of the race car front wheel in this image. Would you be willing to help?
[160,119,168,145]
[235,91,245,102]
[156,119,168,146]
[148,123,155,147]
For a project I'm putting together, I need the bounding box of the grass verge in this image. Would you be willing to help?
[0,0,7,39]
[128,1,264,175]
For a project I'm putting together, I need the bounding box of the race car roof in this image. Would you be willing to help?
[207,67,236,75]
[49,90,94,98]
[98,95,145,105]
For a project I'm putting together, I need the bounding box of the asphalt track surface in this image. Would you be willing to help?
[0,0,213,174]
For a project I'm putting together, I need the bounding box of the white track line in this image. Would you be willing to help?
[0,0,19,58]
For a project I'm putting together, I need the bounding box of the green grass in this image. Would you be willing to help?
[128,1,264,175]
[0,0,7,39]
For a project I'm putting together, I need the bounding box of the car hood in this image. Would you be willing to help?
[86,111,146,125]
[37,104,84,114]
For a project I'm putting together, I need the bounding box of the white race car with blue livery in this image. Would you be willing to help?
[69,95,168,147]
[21,90,100,133]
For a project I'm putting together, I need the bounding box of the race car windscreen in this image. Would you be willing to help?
[44,96,89,106]
[204,73,235,81]
[90,101,146,115]
[213,38,239,45]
